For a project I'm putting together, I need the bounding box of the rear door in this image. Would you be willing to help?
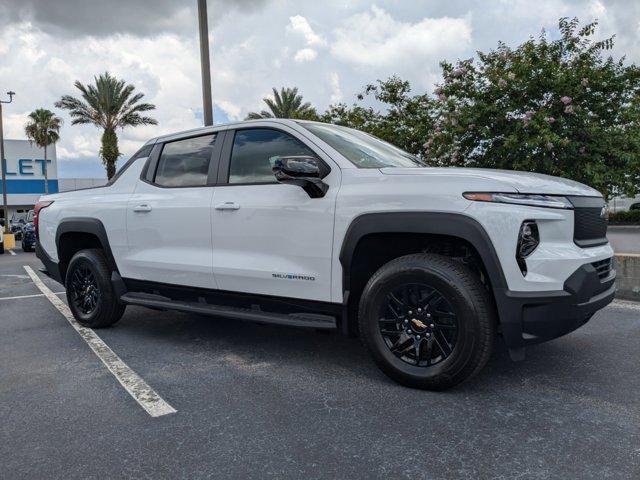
[210,126,340,302]
[124,131,224,289]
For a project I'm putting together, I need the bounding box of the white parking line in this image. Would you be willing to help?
[23,265,177,418]
[0,292,65,301]
[9,250,16,256]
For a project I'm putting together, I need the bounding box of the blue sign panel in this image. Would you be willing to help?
[0,179,59,194]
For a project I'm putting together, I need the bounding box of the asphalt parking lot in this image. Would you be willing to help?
[1,247,640,479]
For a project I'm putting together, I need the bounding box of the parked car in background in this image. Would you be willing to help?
[21,223,36,252]
[10,214,27,240]
[609,194,640,213]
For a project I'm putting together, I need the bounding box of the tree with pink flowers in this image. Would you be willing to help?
[424,17,640,198]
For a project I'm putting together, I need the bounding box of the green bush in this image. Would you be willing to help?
[609,210,640,225]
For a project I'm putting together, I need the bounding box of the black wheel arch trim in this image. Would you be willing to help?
[55,217,120,276]
[339,211,508,292]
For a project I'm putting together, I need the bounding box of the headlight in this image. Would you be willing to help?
[463,192,573,209]
[516,221,539,276]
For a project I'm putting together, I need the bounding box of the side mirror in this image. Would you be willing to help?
[272,156,329,198]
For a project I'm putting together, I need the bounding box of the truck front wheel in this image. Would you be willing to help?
[358,254,495,390]
[65,249,125,328]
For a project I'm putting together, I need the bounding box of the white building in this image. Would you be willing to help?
[1,139,104,221]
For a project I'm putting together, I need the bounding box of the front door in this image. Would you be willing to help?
[125,132,221,289]
[211,127,339,302]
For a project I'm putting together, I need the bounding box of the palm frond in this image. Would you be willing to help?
[24,108,63,149]
[57,71,157,131]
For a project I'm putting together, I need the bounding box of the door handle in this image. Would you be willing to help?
[215,202,240,211]
[133,204,152,213]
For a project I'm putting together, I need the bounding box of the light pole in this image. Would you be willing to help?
[197,0,213,126]
[0,90,15,233]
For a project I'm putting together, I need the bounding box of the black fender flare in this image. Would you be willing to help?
[338,212,509,318]
[55,217,119,275]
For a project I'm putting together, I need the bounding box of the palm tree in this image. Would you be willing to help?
[24,109,62,194]
[246,87,317,120]
[55,72,157,179]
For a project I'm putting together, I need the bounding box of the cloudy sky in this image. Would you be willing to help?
[0,0,638,178]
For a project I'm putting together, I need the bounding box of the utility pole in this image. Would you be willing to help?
[197,0,213,126]
[0,91,15,234]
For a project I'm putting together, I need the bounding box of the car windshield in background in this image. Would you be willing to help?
[301,122,425,168]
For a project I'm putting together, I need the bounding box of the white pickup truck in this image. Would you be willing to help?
[35,119,615,389]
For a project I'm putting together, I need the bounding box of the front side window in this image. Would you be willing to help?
[154,134,217,187]
[301,122,425,168]
[228,129,317,184]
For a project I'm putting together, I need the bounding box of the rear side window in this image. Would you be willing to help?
[108,143,155,185]
[154,134,217,187]
[228,129,316,184]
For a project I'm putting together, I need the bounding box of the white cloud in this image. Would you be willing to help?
[294,48,318,62]
[1,1,639,178]
[287,15,326,47]
[216,99,242,120]
[331,6,472,69]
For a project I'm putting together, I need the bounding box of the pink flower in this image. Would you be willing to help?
[581,78,589,87]
[437,93,447,101]
[564,105,574,114]
[561,96,572,105]
[546,117,555,124]
[498,78,507,88]
[434,87,443,95]
[452,68,465,78]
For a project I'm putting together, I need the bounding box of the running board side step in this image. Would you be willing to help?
[120,292,337,330]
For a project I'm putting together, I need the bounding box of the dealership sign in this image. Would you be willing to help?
[0,139,58,195]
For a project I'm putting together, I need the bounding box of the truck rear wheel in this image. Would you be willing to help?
[358,253,495,390]
[65,249,125,328]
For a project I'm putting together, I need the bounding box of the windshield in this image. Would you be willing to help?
[301,122,425,168]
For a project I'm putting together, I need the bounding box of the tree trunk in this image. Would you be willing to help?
[43,144,49,195]
[101,128,120,180]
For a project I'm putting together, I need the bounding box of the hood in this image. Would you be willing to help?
[380,167,601,197]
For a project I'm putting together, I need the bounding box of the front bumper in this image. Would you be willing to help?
[495,260,616,348]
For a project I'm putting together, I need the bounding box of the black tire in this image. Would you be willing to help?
[0,242,4,254]
[22,243,31,252]
[65,249,125,328]
[358,253,495,390]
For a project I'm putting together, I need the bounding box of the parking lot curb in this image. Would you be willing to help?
[615,254,640,302]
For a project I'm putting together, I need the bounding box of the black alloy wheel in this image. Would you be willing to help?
[379,283,458,367]
[358,253,495,390]
[65,249,126,328]
[69,265,101,315]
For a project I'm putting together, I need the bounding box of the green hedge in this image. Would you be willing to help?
[609,209,640,225]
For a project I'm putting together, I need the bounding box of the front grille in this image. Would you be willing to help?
[568,196,608,247]
[592,257,613,280]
